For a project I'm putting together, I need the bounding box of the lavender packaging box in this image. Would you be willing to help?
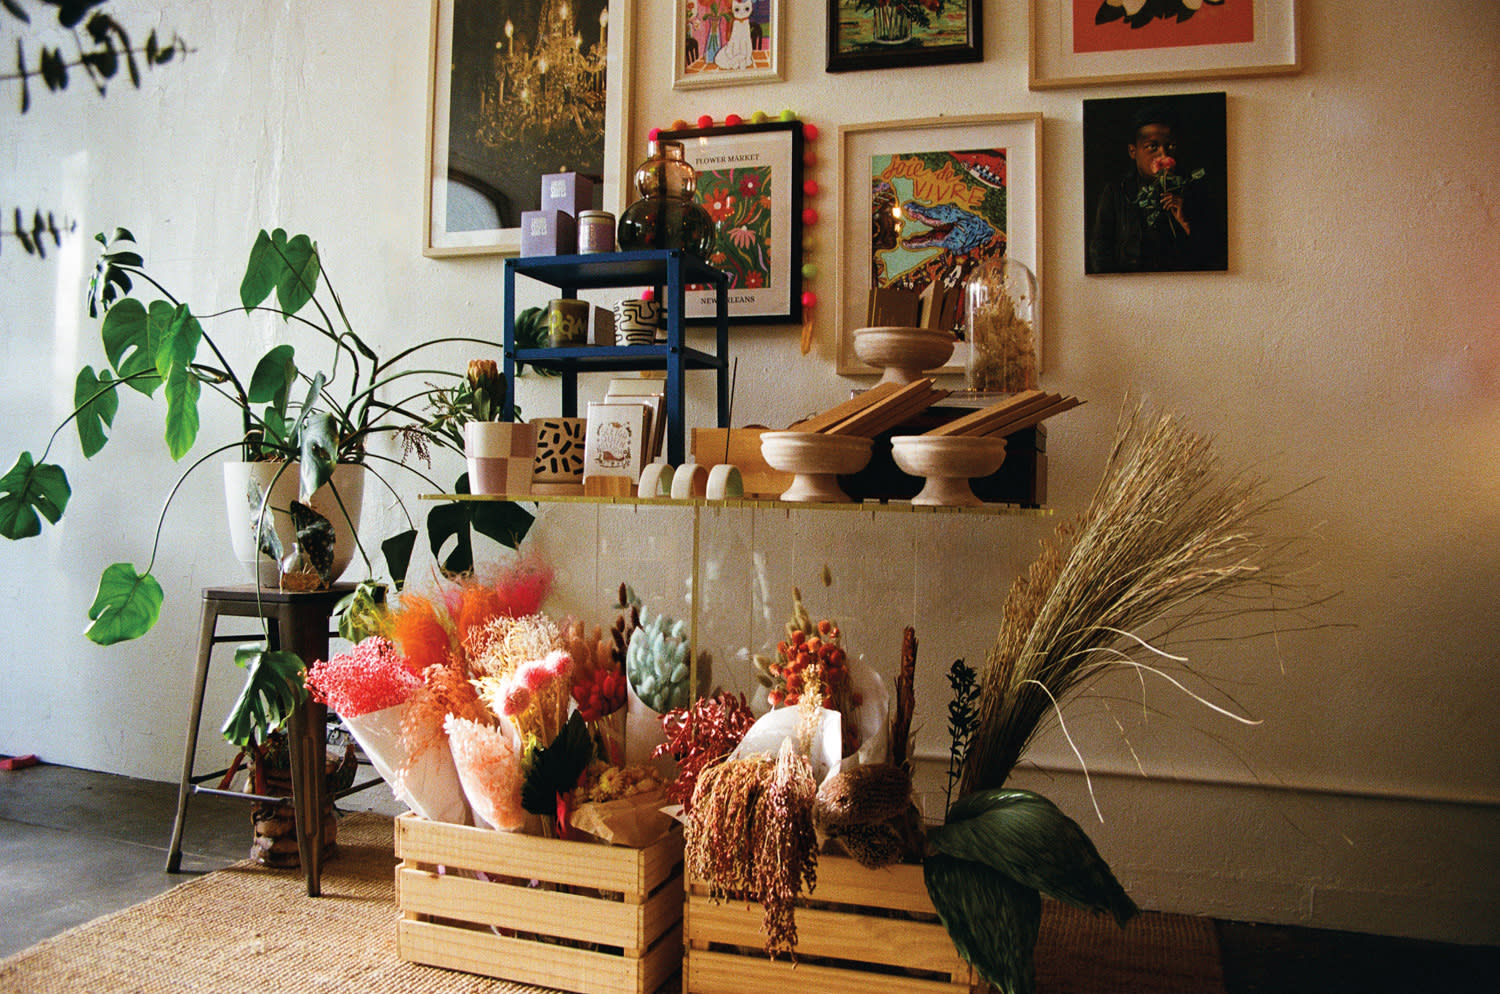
[519,209,577,257]
[540,172,595,218]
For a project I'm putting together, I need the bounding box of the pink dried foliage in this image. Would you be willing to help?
[445,715,525,831]
[655,691,757,809]
[304,636,420,718]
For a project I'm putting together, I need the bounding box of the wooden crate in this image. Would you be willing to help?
[395,812,685,994]
[684,852,979,994]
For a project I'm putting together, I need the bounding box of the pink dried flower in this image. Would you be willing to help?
[304,636,420,718]
[503,682,533,717]
[445,715,525,831]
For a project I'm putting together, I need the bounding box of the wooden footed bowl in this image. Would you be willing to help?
[759,432,874,503]
[852,326,956,385]
[890,435,1007,507]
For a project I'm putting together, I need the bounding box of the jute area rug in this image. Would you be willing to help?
[0,812,1225,994]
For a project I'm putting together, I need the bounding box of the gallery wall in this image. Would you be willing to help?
[1,1,1496,944]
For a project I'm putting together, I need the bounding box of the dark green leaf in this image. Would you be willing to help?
[469,489,534,550]
[239,229,278,311]
[84,562,163,645]
[924,853,1040,994]
[521,710,594,815]
[425,498,474,575]
[39,46,66,92]
[0,452,70,539]
[425,474,534,575]
[57,0,108,30]
[73,366,119,457]
[247,343,296,416]
[289,500,335,585]
[221,645,306,747]
[381,529,416,589]
[298,411,338,499]
[930,789,1137,927]
[100,297,161,395]
[276,232,319,316]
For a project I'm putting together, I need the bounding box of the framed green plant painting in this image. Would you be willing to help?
[826,0,982,73]
[657,120,805,325]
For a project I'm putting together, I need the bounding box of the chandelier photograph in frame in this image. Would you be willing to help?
[424,0,633,256]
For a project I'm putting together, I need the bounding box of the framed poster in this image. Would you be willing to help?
[675,0,784,89]
[826,0,982,73]
[424,0,633,257]
[1083,91,1228,274]
[1030,0,1300,89]
[657,120,805,325]
[836,114,1042,376]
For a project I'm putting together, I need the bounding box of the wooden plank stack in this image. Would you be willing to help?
[923,389,1082,438]
[788,378,950,438]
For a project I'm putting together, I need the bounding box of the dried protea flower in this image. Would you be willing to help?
[814,762,913,828]
[828,822,904,870]
[466,358,504,421]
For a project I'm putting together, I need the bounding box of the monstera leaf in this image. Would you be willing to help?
[83,562,163,645]
[289,499,336,585]
[73,366,119,457]
[0,452,70,539]
[425,473,534,575]
[221,644,306,748]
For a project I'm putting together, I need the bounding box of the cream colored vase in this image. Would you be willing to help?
[222,461,365,587]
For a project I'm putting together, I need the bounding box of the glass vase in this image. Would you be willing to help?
[964,257,1039,394]
[616,139,716,258]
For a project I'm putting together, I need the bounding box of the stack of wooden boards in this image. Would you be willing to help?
[786,379,950,437]
[924,389,1082,438]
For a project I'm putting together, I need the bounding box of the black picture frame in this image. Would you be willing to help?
[826,0,982,73]
[656,120,805,325]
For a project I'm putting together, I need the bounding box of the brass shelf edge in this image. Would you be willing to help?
[418,492,1052,517]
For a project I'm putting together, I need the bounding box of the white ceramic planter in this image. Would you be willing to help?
[222,461,365,587]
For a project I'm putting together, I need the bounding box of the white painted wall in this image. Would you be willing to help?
[2,1,1496,945]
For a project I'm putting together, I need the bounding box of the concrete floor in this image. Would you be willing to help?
[2,761,1496,992]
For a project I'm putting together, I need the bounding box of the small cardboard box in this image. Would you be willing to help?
[541,171,596,217]
[684,851,978,993]
[520,209,578,256]
[396,813,684,994]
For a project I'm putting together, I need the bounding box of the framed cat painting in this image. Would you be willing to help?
[675,0,785,89]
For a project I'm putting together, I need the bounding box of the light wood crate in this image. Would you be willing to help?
[395,812,685,994]
[684,852,979,994]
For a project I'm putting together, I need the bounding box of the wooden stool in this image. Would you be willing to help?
[165,584,353,896]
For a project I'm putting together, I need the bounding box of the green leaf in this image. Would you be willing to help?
[73,366,119,457]
[298,411,338,500]
[381,528,417,589]
[239,229,278,310]
[0,452,70,539]
[289,500,335,585]
[157,304,203,460]
[99,297,162,396]
[924,853,1041,994]
[425,474,534,575]
[929,789,1137,927]
[84,562,164,645]
[335,580,388,642]
[520,710,594,815]
[247,343,296,416]
[274,233,319,316]
[221,645,306,747]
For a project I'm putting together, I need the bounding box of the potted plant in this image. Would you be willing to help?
[0,226,534,745]
[426,357,537,497]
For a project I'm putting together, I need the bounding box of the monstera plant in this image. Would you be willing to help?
[0,226,533,744]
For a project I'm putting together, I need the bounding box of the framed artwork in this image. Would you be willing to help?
[423,0,633,257]
[657,120,805,325]
[1083,91,1228,275]
[837,114,1041,377]
[826,0,982,73]
[1029,0,1300,89]
[675,0,784,89]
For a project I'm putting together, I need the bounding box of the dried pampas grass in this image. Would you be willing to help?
[959,403,1324,801]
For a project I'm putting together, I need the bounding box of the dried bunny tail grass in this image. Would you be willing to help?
[960,403,1325,798]
[561,618,612,685]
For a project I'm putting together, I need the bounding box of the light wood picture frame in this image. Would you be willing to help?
[675,0,784,89]
[1029,0,1300,90]
[836,113,1043,377]
[424,0,633,256]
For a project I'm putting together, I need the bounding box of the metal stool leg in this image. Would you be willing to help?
[165,595,222,872]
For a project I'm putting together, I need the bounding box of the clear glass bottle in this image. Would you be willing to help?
[964,257,1038,393]
[615,139,716,258]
